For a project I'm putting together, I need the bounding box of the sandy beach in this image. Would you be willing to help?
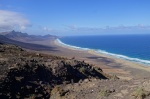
[2,35,150,99]
[26,38,150,80]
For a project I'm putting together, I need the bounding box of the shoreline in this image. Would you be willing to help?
[56,38,150,66]
[24,37,150,80]
[53,38,150,80]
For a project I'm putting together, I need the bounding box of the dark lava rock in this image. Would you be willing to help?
[0,62,52,99]
[0,44,109,99]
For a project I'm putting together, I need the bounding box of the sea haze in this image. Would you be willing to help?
[59,34,150,65]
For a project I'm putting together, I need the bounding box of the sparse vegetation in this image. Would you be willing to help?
[131,87,150,99]
[51,86,69,97]
[110,74,120,80]
[79,67,87,73]
[99,87,115,97]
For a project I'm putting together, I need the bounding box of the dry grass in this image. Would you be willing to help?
[131,87,150,99]
[79,67,86,73]
[51,86,69,97]
[99,87,114,97]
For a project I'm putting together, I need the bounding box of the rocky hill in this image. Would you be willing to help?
[0,43,109,99]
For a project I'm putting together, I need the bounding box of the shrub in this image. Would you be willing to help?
[51,86,69,97]
[79,67,86,73]
[131,87,150,99]
[99,88,114,97]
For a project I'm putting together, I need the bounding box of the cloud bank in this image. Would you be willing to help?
[67,24,150,31]
[0,10,31,31]
[65,24,150,35]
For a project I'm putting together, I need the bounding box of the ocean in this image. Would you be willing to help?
[58,34,150,65]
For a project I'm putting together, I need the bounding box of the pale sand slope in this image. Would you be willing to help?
[26,39,150,80]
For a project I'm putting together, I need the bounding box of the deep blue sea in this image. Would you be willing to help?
[58,35,150,65]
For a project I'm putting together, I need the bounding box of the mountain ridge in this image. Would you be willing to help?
[0,30,57,42]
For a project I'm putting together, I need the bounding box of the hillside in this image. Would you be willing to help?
[1,32,150,99]
[0,34,57,51]
[0,43,109,98]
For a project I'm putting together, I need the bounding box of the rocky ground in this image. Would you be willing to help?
[53,77,150,99]
[0,43,150,99]
[0,43,108,99]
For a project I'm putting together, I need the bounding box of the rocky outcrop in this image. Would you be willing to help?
[0,44,109,98]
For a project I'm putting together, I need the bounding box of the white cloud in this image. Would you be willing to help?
[0,10,31,31]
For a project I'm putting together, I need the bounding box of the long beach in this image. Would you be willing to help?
[40,38,150,80]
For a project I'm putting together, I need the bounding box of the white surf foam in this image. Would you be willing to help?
[57,39,150,66]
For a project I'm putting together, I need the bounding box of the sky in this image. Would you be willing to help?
[0,0,150,36]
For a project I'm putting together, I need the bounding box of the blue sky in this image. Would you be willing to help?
[0,0,150,36]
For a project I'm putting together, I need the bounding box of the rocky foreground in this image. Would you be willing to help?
[0,43,150,99]
[0,43,110,98]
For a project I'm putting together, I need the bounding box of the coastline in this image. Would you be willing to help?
[56,38,150,66]
[53,38,150,80]
[24,37,150,80]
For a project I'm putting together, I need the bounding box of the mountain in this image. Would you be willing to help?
[0,30,57,42]
[0,35,56,51]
